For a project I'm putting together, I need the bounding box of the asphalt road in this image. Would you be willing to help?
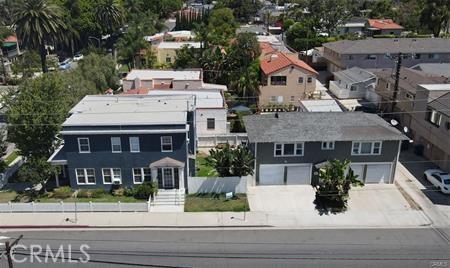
[1,228,449,268]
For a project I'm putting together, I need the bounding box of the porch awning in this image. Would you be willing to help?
[149,157,185,169]
[47,145,68,165]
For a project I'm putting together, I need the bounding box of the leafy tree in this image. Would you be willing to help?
[420,0,449,37]
[140,48,157,69]
[206,144,254,177]
[207,8,238,46]
[174,45,202,69]
[229,60,260,101]
[5,73,73,159]
[283,18,295,31]
[0,129,8,173]
[16,156,57,190]
[142,0,183,19]
[314,159,364,213]
[13,0,69,73]
[95,0,123,35]
[227,33,261,70]
[308,0,351,35]
[11,50,41,78]
[0,25,13,81]
[217,0,262,22]
[74,53,119,92]
[369,0,396,19]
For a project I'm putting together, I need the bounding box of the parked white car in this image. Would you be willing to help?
[424,169,450,194]
[73,53,84,61]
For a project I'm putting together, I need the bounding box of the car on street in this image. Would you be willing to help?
[73,53,84,61]
[424,169,450,194]
[58,58,72,70]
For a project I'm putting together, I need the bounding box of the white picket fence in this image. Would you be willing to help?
[0,201,150,213]
[197,133,248,148]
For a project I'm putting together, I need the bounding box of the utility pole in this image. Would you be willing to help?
[391,52,402,114]
[5,235,23,268]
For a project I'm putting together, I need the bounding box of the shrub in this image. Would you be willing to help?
[76,189,92,198]
[133,182,157,199]
[52,187,73,199]
[123,187,135,197]
[112,188,125,197]
[91,189,106,198]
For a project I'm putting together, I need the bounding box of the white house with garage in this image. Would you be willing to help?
[243,112,407,186]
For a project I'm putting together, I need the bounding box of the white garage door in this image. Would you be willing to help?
[286,165,311,185]
[365,164,391,183]
[259,165,284,185]
[349,164,365,181]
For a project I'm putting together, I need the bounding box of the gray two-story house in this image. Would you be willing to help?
[48,95,197,191]
[243,112,407,186]
[323,38,450,73]
[329,67,377,99]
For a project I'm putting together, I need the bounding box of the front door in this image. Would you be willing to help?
[162,168,175,189]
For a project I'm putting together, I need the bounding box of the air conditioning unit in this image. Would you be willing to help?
[113,179,121,185]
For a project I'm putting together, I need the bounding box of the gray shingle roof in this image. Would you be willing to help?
[243,112,407,143]
[428,92,450,117]
[334,67,376,83]
[411,63,450,78]
[323,38,450,54]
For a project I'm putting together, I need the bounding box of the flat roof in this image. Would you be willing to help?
[418,84,450,91]
[157,42,201,49]
[334,67,376,83]
[147,90,224,109]
[300,100,342,112]
[125,69,202,81]
[65,95,195,127]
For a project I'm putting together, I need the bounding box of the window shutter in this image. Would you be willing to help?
[157,168,163,188]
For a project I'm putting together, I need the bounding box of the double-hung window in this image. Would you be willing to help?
[133,168,152,184]
[129,137,140,152]
[78,138,90,153]
[102,168,121,184]
[111,137,122,153]
[207,118,215,130]
[161,136,173,152]
[427,109,442,127]
[274,143,304,156]
[321,141,335,150]
[352,141,382,155]
[298,77,304,84]
[270,76,287,86]
[76,168,96,184]
[307,77,313,83]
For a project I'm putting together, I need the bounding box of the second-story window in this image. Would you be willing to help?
[322,141,335,150]
[352,141,382,155]
[270,76,287,86]
[78,138,90,153]
[298,77,304,84]
[207,118,215,130]
[274,143,304,156]
[161,136,173,152]
[111,137,122,153]
[367,54,377,60]
[427,109,442,127]
[307,77,313,83]
[129,137,140,152]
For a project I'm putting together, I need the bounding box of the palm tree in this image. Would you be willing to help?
[13,0,68,73]
[96,0,123,35]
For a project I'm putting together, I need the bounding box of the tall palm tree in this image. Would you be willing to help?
[96,0,123,35]
[13,0,68,73]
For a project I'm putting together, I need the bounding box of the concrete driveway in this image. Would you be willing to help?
[400,148,450,206]
[247,184,430,228]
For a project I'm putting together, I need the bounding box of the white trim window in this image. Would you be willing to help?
[274,143,304,157]
[207,118,215,130]
[77,138,90,153]
[111,137,122,153]
[133,168,152,184]
[352,141,382,155]
[76,168,96,184]
[161,136,173,152]
[129,137,140,152]
[102,168,121,184]
[322,141,335,150]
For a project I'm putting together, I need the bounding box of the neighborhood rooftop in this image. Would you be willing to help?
[428,92,450,117]
[260,52,318,75]
[147,90,224,109]
[243,112,407,143]
[125,69,202,81]
[334,67,375,83]
[65,95,195,127]
[323,38,450,54]
[157,41,201,49]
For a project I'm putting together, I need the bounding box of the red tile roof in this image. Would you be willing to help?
[123,88,150,95]
[368,19,403,30]
[3,35,17,42]
[260,52,318,75]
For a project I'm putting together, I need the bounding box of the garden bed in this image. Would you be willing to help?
[184,193,249,212]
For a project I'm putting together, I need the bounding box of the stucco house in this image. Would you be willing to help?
[259,52,318,107]
[243,112,407,186]
[48,95,197,191]
[366,19,404,36]
[329,67,377,99]
[155,41,201,65]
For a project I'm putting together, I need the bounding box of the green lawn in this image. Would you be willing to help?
[196,154,218,177]
[4,151,20,166]
[0,191,17,203]
[184,193,249,212]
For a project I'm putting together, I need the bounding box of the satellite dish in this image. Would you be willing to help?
[403,126,409,133]
[390,119,399,126]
